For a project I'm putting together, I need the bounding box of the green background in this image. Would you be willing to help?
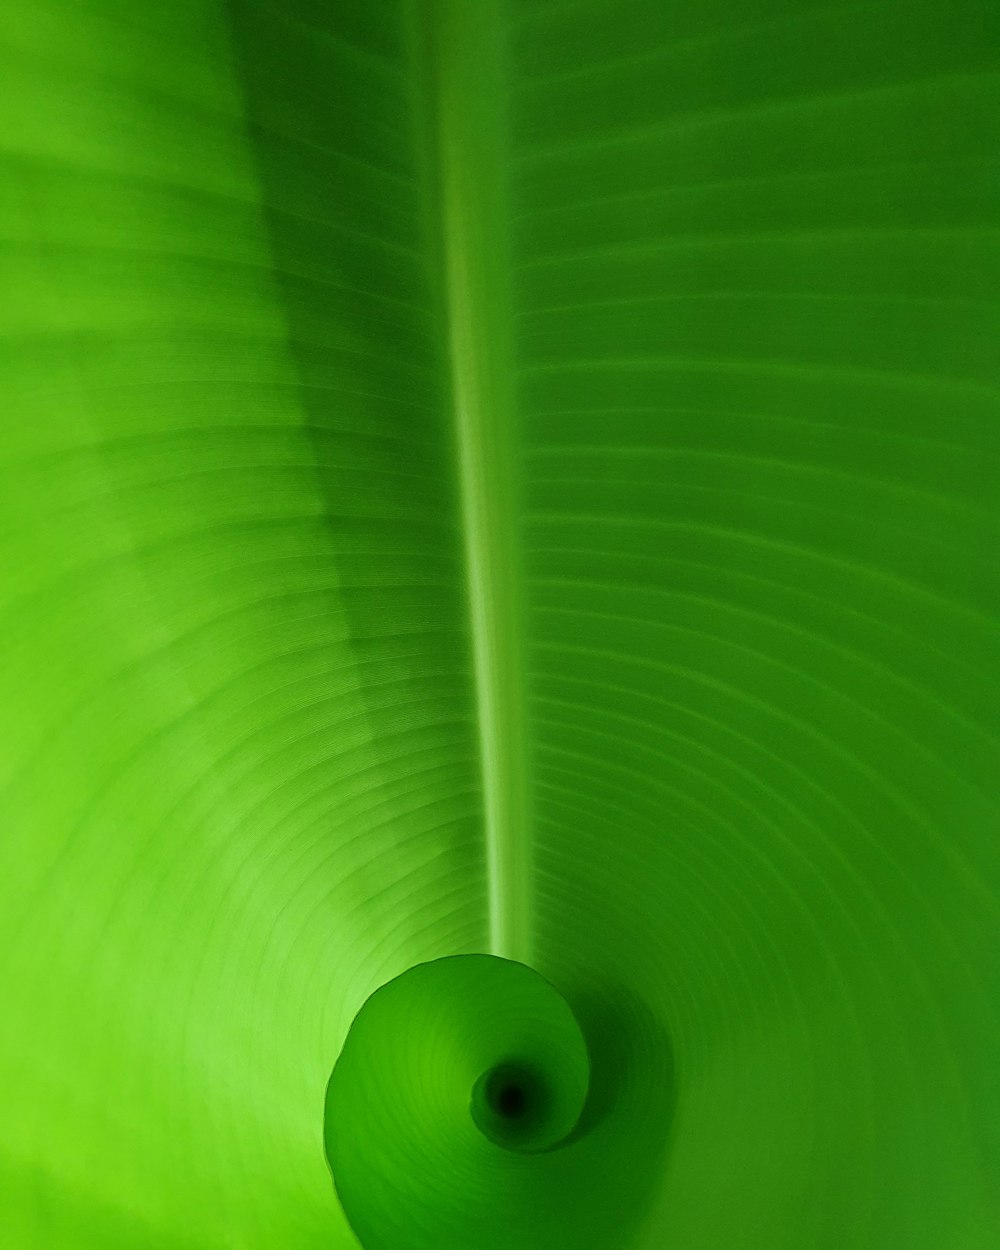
[1,1,998,1247]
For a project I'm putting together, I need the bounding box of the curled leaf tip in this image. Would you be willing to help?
[324,954,590,1249]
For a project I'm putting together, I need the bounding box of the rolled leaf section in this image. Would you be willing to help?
[324,954,592,1249]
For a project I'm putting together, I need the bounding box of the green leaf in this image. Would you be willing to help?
[1,1,998,1248]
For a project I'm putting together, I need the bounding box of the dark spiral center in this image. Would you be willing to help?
[493,1079,527,1119]
[474,1060,546,1141]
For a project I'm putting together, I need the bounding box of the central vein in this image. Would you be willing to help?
[423,0,530,963]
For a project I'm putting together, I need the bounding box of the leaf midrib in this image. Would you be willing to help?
[422,0,531,963]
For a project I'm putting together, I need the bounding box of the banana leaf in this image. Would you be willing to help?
[1,1,998,1247]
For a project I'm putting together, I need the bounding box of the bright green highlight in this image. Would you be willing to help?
[1,1,999,1248]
